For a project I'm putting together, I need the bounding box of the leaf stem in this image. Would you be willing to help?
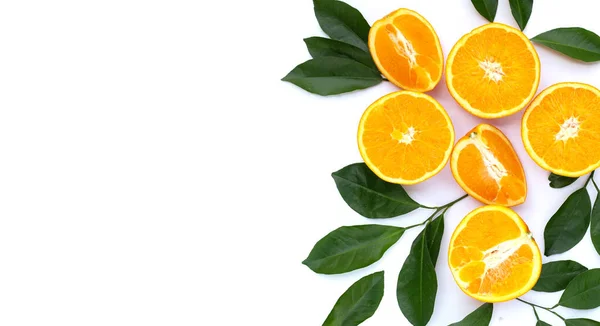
[516,298,565,321]
[409,194,467,230]
[584,170,596,188]
[437,194,469,209]
[531,306,540,321]
[592,173,599,193]
[382,77,390,82]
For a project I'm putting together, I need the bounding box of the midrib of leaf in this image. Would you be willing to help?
[514,0,522,22]
[418,235,426,321]
[317,11,367,51]
[337,279,380,324]
[562,283,600,305]
[482,1,493,18]
[288,76,381,81]
[333,175,419,207]
[533,39,600,56]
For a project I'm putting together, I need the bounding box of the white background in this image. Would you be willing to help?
[0,0,599,325]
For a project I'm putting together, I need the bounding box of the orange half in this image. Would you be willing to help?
[451,124,527,207]
[448,206,542,303]
[357,91,454,185]
[369,8,443,92]
[446,23,540,118]
[522,82,600,177]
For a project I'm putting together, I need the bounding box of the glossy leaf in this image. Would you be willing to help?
[532,28,600,62]
[471,0,498,22]
[549,173,578,188]
[509,0,533,31]
[537,322,552,326]
[313,0,370,51]
[566,319,600,326]
[282,57,382,96]
[533,260,588,292]
[425,215,444,266]
[304,37,378,71]
[559,269,600,309]
[544,188,591,256]
[332,163,421,219]
[323,271,385,326]
[303,225,404,274]
[396,224,437,326]
[591,191,600,255]
[448,303,493,326]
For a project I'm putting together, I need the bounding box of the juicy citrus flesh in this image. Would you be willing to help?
[449,206,541,303]
[446,23,540,118]
[358,91,454,185]
[369,8,443,92]
[451,124,527,207]
[522,82,600,177]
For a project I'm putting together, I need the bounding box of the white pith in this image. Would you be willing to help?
[386,24,417,66]
[470,133,508,182]
[479,59,505,83]
[555,116,580,142]
[396,126,416,144]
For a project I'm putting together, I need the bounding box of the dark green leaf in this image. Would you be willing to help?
[559,268,600,309]
[425,215,444,266]
[323,271,385,326]
[332,163,421,219]
[537,321,552,326]
[396,225,437,326]
[304,37,378,71]
[566,319,600,326]
[531,28,600,62]
[448,303,493,326]
[591,191,600,255]
[303,224,404,274]
[533,260,588,292]
[313,0,370,51]
[509,0,533,31]
[282,57,382,96]
[471,0,498,22]
[549,173,578,188]
[544,188,592,256]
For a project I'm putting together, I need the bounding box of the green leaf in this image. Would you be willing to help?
[304,37,378,71]
[559,268,600,309]
[303,225,404,274]
[544,188,592,256]
[448,303,493,326]
[533,260,588,292]
[509,0,533,31]
[323,271,385,326]
[282,57,382,96]
[566,319,600,326]
[396,224,437,326]
[537,321,552,326]
[549,173,578,188]
[591,191,600,255]
[332,163,422,219]
[313,0,371,52]
[424,215,444,266]
[471,0,498,22]
[531,28,600,62]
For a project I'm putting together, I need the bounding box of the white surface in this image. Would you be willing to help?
[0,0,599,325]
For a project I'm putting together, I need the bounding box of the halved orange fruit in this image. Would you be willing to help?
[522,82,600,177]
[446,23,540,119]
[357,91,454,185]
[369,9,443,92]
[451,124,527,207]
[449,205,542,303]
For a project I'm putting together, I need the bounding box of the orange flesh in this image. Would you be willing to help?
[359,92,453,182]
[524,85,600,175]
[370,9,442,91]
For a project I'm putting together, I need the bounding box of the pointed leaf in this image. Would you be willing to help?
[544,188,591,256]
[448,303,493,326]
[566,319,600,326]
[332,163,421,219]
[313,0,370,51]
[425,215,444,266]
[282,57,381,96]
[591,191,600,255]
[303,225,405,274]
[471,0,498,22]
[304,37,378,71]
[531,28,600,62]
[396,225,437,326]
[533,260,588,292]
[509,0,533,31]
[323,271,385,326]
[549,173,578,188]
[559,269,600,309]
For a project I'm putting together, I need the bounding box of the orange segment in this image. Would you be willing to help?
[369,9,443,92]
[357,91,454,185]
[446,23,540,118]
[522,82,600,177]
[451,124,527,206]
[448,206,542,303]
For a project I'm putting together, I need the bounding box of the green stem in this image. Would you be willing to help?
[592,173,599,193]
[382,77,390,82]
[437,194,469,209]
[516,298,565,321]
[409,194,467,230]
[406,209,441,230]
[584,170,595,188]
[531,306,540,321]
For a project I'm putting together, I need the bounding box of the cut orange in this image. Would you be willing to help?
[522,82,600,177]
[446,23,540,119]
[369,9,443,92]
[357,90,454,185]
[448,206,542,303]
[451,124,527,207]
